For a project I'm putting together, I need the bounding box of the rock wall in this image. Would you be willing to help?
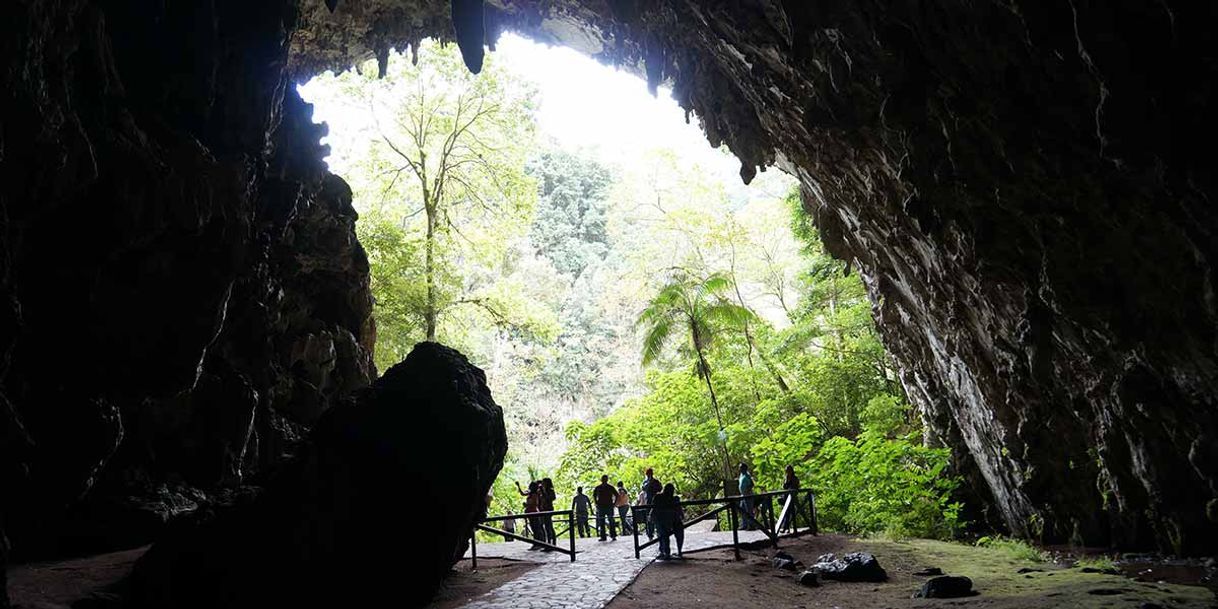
[0,0,374,563]
[287,0,1218,553]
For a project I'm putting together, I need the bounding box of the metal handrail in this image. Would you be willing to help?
[631,489,818,560]
[469,508,578,567]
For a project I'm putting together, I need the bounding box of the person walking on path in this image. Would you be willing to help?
[639,468,663,539]
[737,463,763,531]
[540,478,558,545]
[593,475,619,541]
[516,480,546,550]
[652,483,683,559]
[614,481,633,533]
[571,486,593,538]
[780,465,800,532]
[502,509,517,542]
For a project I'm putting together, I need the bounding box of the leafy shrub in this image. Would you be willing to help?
[975,535,1048,562]
[811,431,962,539]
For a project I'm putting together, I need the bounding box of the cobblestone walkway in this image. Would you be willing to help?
[449,529,771,609]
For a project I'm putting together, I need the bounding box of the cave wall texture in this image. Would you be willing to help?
[1,0,1216,590]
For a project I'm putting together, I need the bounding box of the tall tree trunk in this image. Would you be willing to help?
[695,346,732,482]
[424,195,438,342]
[747,334,791,394]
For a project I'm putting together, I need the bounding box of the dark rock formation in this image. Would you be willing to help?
[0,0,374,561]
[914,575,976,598]
[126,342,507,609]
[810,552,888,582]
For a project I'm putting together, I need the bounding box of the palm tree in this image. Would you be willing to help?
[637,272,754,480]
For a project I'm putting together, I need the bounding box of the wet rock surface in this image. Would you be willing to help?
[125,342,507,609]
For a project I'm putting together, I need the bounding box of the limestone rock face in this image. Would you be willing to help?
[0,0,373,560]
[126,342,507,609]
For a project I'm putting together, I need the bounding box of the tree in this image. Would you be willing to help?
[637,271,753,479]
[307,40,539,362]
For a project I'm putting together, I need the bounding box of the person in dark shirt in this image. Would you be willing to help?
[639,468,663,539]
[540,478,558,545]
[780,465,800,532]
[592,475,619,541]
[571,486,592,538]
[652,483,683,559]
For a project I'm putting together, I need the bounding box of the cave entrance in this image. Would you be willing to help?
[297,34,913,522]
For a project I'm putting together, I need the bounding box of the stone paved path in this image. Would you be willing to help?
[449,529,772,609]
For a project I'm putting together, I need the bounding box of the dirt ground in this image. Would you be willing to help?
[7,548,533,609]
[607,534,1218,609]
[428,558,539,609]
[6,546,145,608]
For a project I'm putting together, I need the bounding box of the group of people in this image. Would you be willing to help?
[507,463,802,560]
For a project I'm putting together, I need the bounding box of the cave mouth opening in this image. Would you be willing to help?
[297,32,824,505]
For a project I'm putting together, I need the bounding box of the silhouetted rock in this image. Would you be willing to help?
[914,575,975,598]
[811,552,888,582]
[125,343,507,608]
[773,557,797,571]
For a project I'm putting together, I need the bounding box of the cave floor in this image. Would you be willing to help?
[608,535,1218,609]
[8,533,1214,608]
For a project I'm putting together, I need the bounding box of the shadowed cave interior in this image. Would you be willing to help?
[1,0,1216,607]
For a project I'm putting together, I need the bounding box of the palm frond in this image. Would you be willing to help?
[640,315,675,366]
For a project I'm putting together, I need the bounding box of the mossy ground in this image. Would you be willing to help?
[868,537,1216,608]
[609,533,1216,609]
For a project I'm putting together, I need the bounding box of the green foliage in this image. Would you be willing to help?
[811,428,961,539]
[306,40,543,369]
[553,183,965,538]
[527,151,613,277]
[976,536,1049,563]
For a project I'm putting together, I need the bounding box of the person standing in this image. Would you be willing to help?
[652,483,682,559]
[614,481,633,533]
[571,486,593,538]
[737,463,762,530]
[502,509,516,542]
[540,478,558,546]
[671,484,686,557]
[639,468,663,539]
[780,465,800,532]
[592,475,619,541]
[516,480,545,550]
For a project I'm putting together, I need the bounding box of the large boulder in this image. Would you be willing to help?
[811,552,889,583]
[126,342,507,608]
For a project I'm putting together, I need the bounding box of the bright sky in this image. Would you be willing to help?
[300,33,793,201]
[492,34,741,178]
